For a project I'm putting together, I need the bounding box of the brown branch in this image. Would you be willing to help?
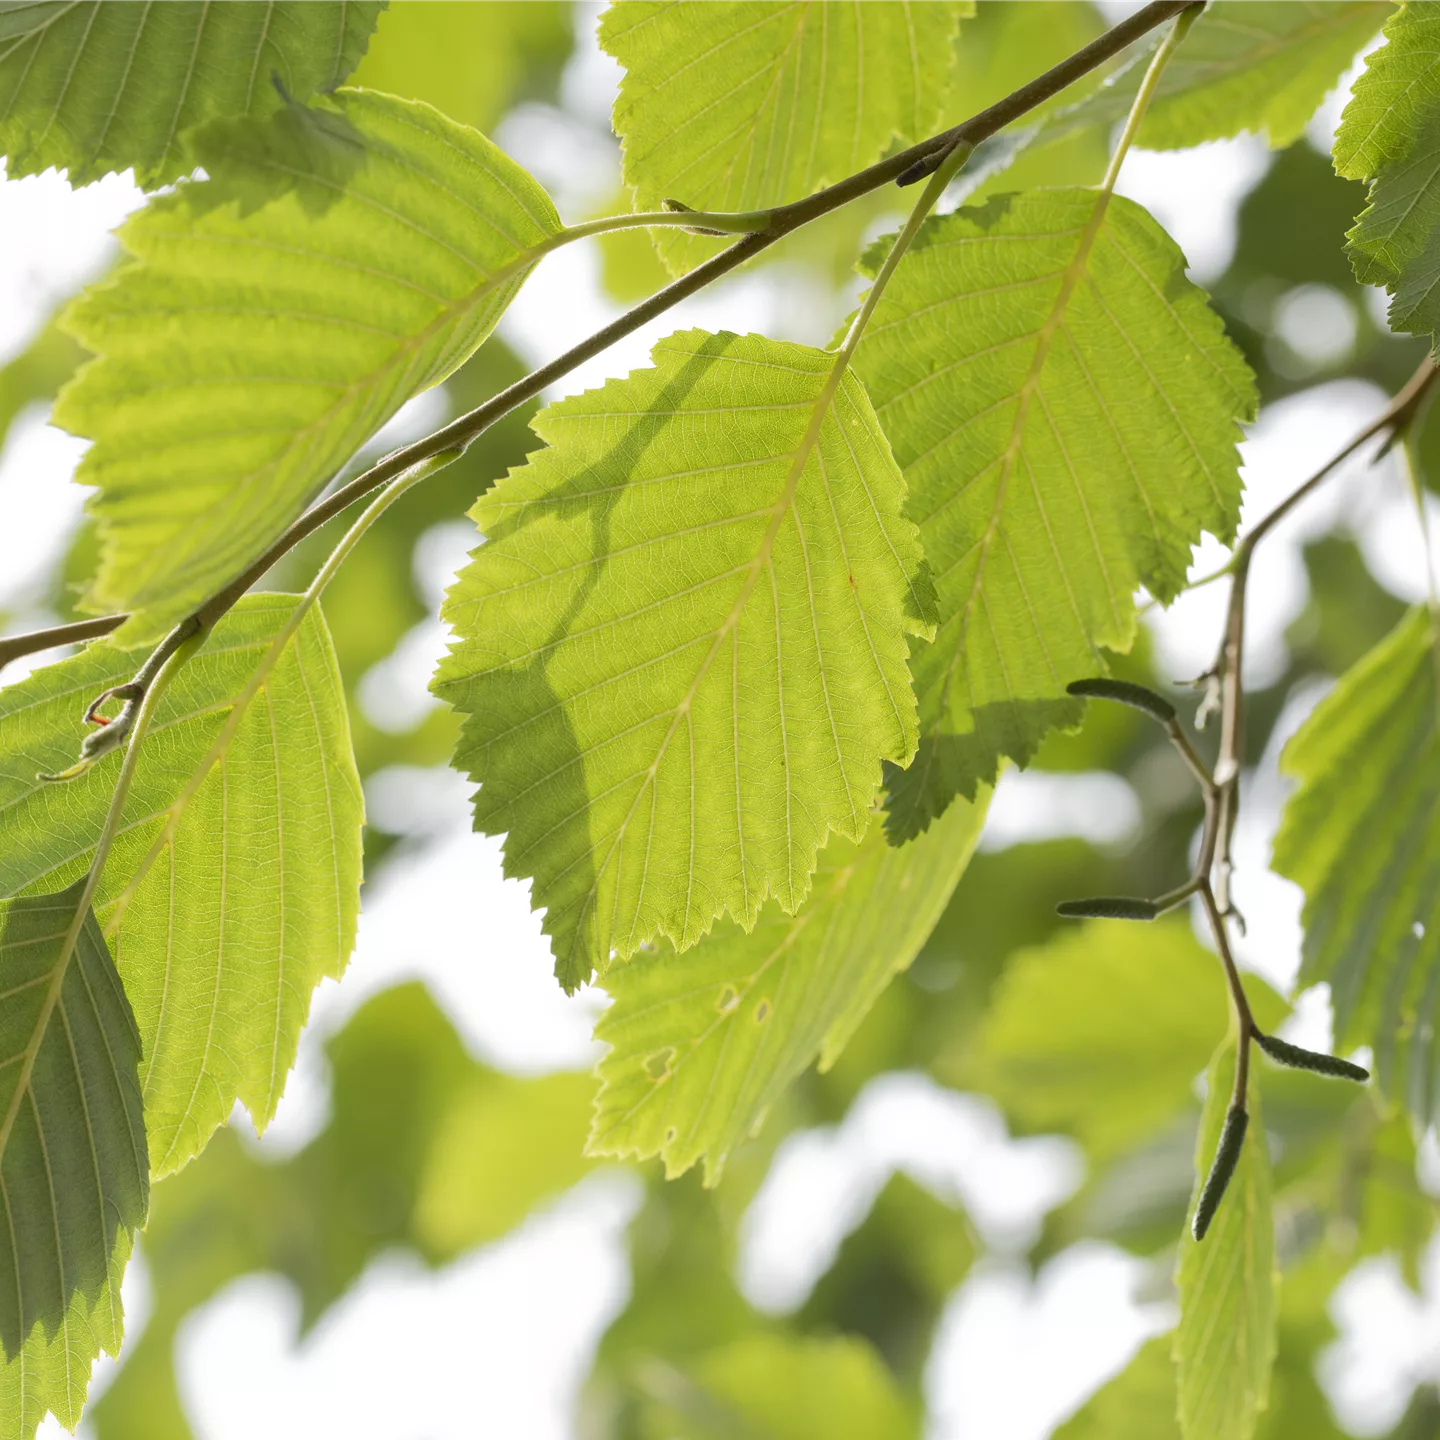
[1205,355,1440,921]
[0,1,1195,688]
[0,615,129,676]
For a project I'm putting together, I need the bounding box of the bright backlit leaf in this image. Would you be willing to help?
[434,329,934,991]
[56,87,563,642]
[589,791,988,1183]
[1273,607,1440,1122]
[1174,1042,1277,1440]
[1334,1,1440,181]
[1061,2,1388,151]
[0,595,363,1176]
[964,919,1285,1163]
[600,0,969,276]
[0,0,382,186]
[0,886,146,1440]
[352,0,572,137]
[1336,3,1440,338]
[850,190,1254,839]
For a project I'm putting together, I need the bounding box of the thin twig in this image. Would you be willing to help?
[1204,356,1440,920]
[0,1,1195,688]
[0,615,128,676]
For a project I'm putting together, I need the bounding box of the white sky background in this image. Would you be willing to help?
[2,9,1436,1439]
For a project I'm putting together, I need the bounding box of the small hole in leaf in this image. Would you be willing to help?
[665,1127,677,1143]
[717,985,738,1013]
[755,1000,770,1024]
[1415,921,1427,940]
[644,1047,675,1081]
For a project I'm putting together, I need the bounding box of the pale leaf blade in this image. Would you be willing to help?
[56,88,563,642]
[0,594,363,1177]
[589,791,987,1183]
[0,0,383,186]
[600,0,968,276]
[1334,4,1440,338]
[434,328,933,990]
[850,190,1254,839]
[1272,607,1440,1122]
[1174,1042,1277,1440]
[1058,2,1388,152]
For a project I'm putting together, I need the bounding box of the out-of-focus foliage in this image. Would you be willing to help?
[89,983,594,1440]
[961,920,1284,1162]
[634,1332,920,1440]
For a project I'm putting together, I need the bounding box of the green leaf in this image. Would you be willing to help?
[0,885,147,1440]
[56,87,563,642]
[1174,1043,1277,1440]
[638,1332,919,1440]
[0,0,383,187]
[963,919,1285,1163]
[850,190,1254,838]
[1334,1,1440,182]
[0,594,363,1176]
[434,329,934,991]
[1273,608,1440,1121]
[600,0,969,277]
[1335,3,1440,337]
[352,0,572,137]
[414,1069,594,1256]
[1053,1337,1178,1440]
[589,790,987,1183]
[1061,2,1389,152]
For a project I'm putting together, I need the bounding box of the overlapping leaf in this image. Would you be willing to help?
[1336,3,1440,338]
[963,920,1284,1163]
[0,594,363,1176]
[0,887,146,1440]
[1059,2,1388,151]
[56,86,563,642]
[1273,607,1440,1121]
[600,0,968,276]
[0,0,383,187]
[850,189,1255,839]
[1174,1043,1277,1440]
[434,329,934,991]
[590,791,987,1183]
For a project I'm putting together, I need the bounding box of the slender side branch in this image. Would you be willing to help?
[1203,355,1440,920]
[0,0,1195,691]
